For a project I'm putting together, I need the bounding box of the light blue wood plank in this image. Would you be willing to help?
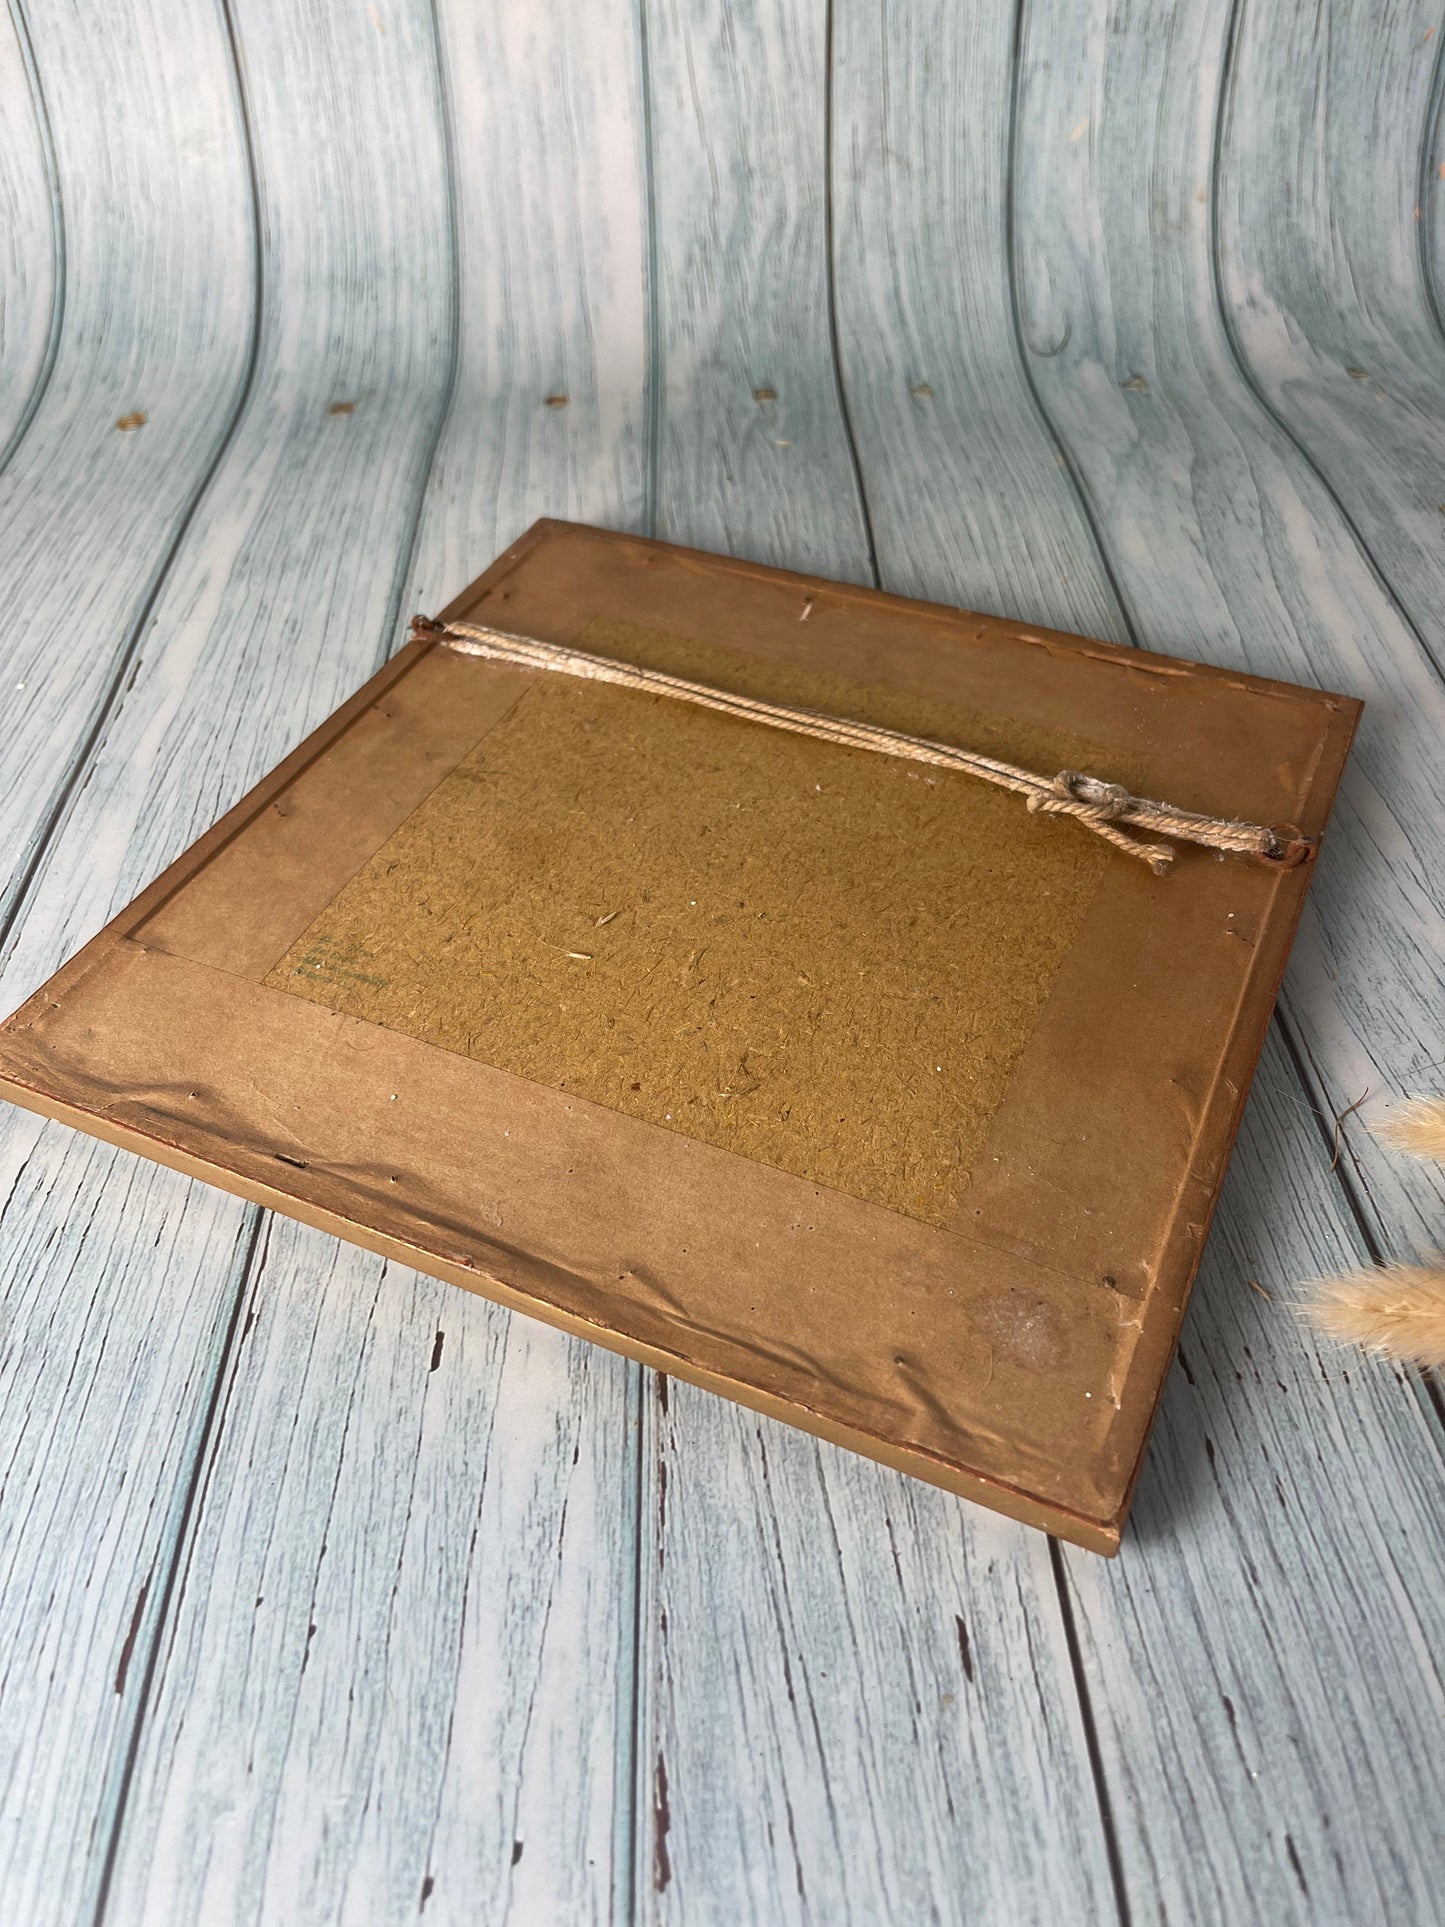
[0,0,255,942]
[1067,1028,1445,1924]
[1212,0,1445,1245]
[1010,0,1445,1913]
[0,4,258,1918]
[830,0,1127,643]
[647,0,872,580]
[98,3,654,1921]
[0,1132,262,1927]
[0,1,59,466]
[1428,26,1445,326]
[400,0,650,616]
[1217,0,1445,659]
[649,1404,1123,1926]
[0,0,466,1916]
[639,3,1120,1920]
[104,1222,636,1927]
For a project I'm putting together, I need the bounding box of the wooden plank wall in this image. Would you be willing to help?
[0,2,1439,1923]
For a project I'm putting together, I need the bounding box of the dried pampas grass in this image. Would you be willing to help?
[1293,1095,1445,1370]
[1377,1096,1445,1162]
[1301,1264,1445,1371]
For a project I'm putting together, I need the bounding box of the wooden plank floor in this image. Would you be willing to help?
[0,2,1440,1922]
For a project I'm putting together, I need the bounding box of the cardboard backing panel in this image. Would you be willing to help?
[0,520,1360,1550]
[262,619,1117,1228]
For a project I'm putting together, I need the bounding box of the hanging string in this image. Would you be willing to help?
[413,616,1315,877]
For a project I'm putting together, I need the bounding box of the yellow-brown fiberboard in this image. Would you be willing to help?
[267,619,1113,1228]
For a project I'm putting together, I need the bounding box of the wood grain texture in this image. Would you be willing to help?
[829,0,1125,638]
[104,1221,636,1927]
[1213,0,1445,1251]
[1065,1025,1445,1924]
[639,2,1117,1918]
[1218,0,1445,653]
[399,0,649,618]
[646,1399,1117,1925]
[0,1,59,466]
[0,1130,257,1927]
[0,0,254,944]
[1428,25,1445,334]
[0,0,459,1916]
[646,0,873,580]
[0,6,257,1917]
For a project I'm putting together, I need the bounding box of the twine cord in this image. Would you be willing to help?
[415,617,1315,877]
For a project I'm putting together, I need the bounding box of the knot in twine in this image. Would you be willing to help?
[1036,772,1134,820]
[414,616,1317,878]
[1028,771,1171,875]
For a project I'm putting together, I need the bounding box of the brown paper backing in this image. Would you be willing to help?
[0,521,1360,1552]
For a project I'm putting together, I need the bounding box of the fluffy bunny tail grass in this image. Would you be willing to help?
[1300,1263,1445,1370]
[1377,1096,1445,1161]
